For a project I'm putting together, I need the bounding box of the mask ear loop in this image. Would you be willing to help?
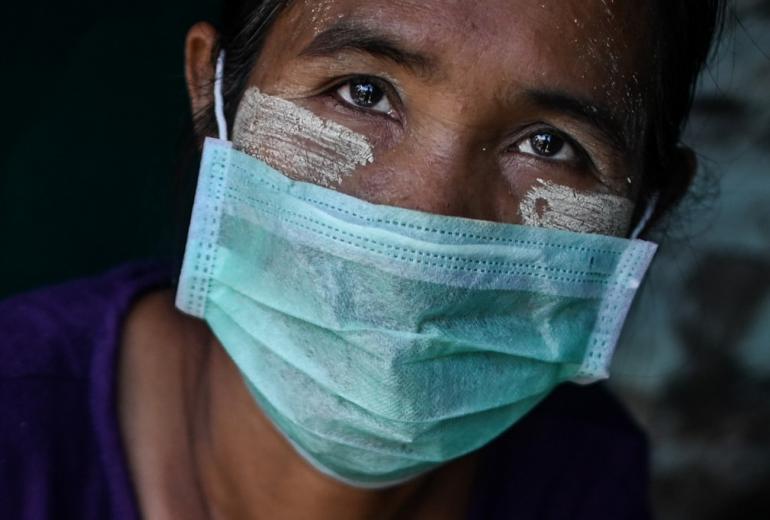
[630,192,659,240]
[212,45,659,240]
[214,50,228,141]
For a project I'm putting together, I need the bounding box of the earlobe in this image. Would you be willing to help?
[184,22,219,125]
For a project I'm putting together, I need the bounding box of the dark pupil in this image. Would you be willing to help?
[530,133,564,157]
[350,80,384,108]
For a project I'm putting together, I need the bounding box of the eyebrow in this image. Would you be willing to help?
[299,21,438,79]
[301,21,631,153]
[523,89,630,153]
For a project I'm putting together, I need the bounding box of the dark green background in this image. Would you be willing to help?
[1,3,769,519]
[0,1,217,299]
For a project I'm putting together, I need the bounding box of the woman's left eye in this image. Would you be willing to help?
[516,131,579,162]
[336,78,394,115]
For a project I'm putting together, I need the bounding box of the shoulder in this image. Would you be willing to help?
[472,384,651,520]
[527,383,649,450]
[0,261,172,379]
[0,261,172,519]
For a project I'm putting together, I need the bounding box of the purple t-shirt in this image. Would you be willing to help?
[0,262,651,519]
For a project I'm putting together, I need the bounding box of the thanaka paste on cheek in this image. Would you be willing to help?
[232,87,374,189]
[520,179,634,237]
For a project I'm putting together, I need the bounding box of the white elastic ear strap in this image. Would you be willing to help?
[215,50,228,141]
[630,192,659,240]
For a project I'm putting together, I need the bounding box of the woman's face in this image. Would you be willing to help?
[231,0,654,236]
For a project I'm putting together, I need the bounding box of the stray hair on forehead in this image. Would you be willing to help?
[190,0,726,232]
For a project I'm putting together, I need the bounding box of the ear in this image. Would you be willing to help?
[185,22,219,123]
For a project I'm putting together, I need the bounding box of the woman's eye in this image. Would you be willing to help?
[516,131,579,162]
[336,78,394,115]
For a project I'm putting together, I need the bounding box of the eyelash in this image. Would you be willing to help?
[326,75,593,169]
[514,127,590,166]
[329,76,402,121]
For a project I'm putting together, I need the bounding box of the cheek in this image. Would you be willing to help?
[232,87,374,189]
[519,179,634,236]
[231,88,635,236]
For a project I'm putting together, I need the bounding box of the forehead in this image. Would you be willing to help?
[280,0,653,106]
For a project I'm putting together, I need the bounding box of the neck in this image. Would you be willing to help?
[192,335,479,520]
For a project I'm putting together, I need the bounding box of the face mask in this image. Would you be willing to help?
[175,53,658,488]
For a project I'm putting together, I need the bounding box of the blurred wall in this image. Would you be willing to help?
[611,1,770,518]
[0,0,216,298]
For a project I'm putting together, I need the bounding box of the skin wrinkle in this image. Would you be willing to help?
[300,21,440,81]
[565,1,651,169]
[155,4,679,516]
[520,178,634,236]
[238,0,655,227]
[233,87,375,188]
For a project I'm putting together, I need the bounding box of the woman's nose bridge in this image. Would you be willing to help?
[376,125,496,217]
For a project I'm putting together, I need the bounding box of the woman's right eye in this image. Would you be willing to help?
[335,77,395,116]
[515,131,580,163]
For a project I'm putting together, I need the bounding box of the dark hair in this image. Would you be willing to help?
[645,0,727,229]
[190,0,727,232]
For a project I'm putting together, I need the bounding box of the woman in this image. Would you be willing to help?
[0,0,725,518]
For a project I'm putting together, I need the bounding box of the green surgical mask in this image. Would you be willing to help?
[176,135,657,489]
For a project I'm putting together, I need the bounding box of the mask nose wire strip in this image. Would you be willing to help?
[213,44,654,241]
[630,192,659,240]
[215,50,228,141]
